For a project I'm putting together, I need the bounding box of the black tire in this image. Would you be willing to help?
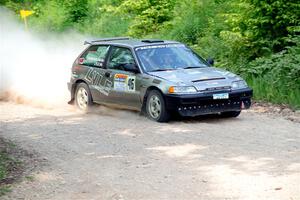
[75,83,93,111]
[146,90,170,122]
[220,110,241,118]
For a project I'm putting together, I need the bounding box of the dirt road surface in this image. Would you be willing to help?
[0,101,299,200]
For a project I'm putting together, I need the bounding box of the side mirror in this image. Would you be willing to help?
[207,58,214,66]
[124,63,139,73]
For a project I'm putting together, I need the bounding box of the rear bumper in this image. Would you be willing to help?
[67,82,72,91]
[164,88,253,116]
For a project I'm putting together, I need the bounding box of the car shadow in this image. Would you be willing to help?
[170,112,239,123]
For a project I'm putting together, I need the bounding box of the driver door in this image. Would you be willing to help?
[105,46,141,109]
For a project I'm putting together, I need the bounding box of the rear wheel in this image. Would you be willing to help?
[75,83,93,111]
[146,90,170,122]
[220,111,241,118]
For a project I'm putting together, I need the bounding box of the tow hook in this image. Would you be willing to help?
[241,101,245,109]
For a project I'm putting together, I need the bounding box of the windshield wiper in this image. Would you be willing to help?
[149,68,175,72]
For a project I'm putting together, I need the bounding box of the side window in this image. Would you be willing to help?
[80,45,109,67]
[107,47,135,71]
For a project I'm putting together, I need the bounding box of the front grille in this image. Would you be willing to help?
[202,86,231,92]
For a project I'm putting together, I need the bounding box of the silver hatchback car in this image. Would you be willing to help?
[68,37,253,122]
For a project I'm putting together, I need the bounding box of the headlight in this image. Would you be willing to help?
[231,80,248,89]
[168,86,197,94]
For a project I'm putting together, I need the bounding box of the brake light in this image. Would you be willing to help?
[74,65,81,71]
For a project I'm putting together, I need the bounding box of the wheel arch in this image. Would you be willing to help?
[141,86,165,112]
[69,79,90,104]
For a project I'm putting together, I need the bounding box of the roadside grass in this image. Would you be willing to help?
[247,76,300,110]
[25,175,35,182]
[0,139,23,197]
[0,152,13,196]
[0,185,11,196]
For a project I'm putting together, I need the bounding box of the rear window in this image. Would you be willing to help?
[80,45,109,67]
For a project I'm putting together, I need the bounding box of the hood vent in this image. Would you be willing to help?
[192,77,225,83]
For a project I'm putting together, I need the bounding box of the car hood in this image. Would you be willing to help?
[147,67,241,91]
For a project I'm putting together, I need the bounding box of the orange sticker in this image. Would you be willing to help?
[115,74,128,79]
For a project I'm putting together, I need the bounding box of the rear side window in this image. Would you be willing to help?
[80,45,109,67]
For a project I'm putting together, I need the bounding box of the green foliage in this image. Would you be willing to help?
[245,43,300,89]
[75,0,129,36]
[162,0,216,44]
[0,0,33,11]
[0,186,11,196]
[63,0,88,23]
[29,0,71,32]
[223,0,300,57]
[107,0,176,37]
[244,0,300,52]
[247,76,300,109]
[78,12,129,37]
[241,35,300,108]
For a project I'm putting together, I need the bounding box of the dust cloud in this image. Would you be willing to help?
[0,7,86,108]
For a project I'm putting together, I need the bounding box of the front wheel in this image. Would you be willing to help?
[220,111,241,118]
[146,90,170,122]
[75,83,93,111]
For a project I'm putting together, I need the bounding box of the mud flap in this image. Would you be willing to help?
[68,98,74,105]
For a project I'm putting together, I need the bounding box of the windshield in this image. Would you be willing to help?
[135,44,208,72]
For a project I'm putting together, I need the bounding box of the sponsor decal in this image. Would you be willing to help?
[114,74,135,92]
[85,68,112,96]
[84,69,136,95]
[94,61,103,67]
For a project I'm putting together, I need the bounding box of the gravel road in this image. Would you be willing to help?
[0,101,299,200]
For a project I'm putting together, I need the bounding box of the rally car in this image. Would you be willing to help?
[68,37,252,122]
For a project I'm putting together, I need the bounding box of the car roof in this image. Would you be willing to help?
[85,38,181,48]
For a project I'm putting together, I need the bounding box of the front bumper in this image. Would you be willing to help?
[164,88,253,116]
